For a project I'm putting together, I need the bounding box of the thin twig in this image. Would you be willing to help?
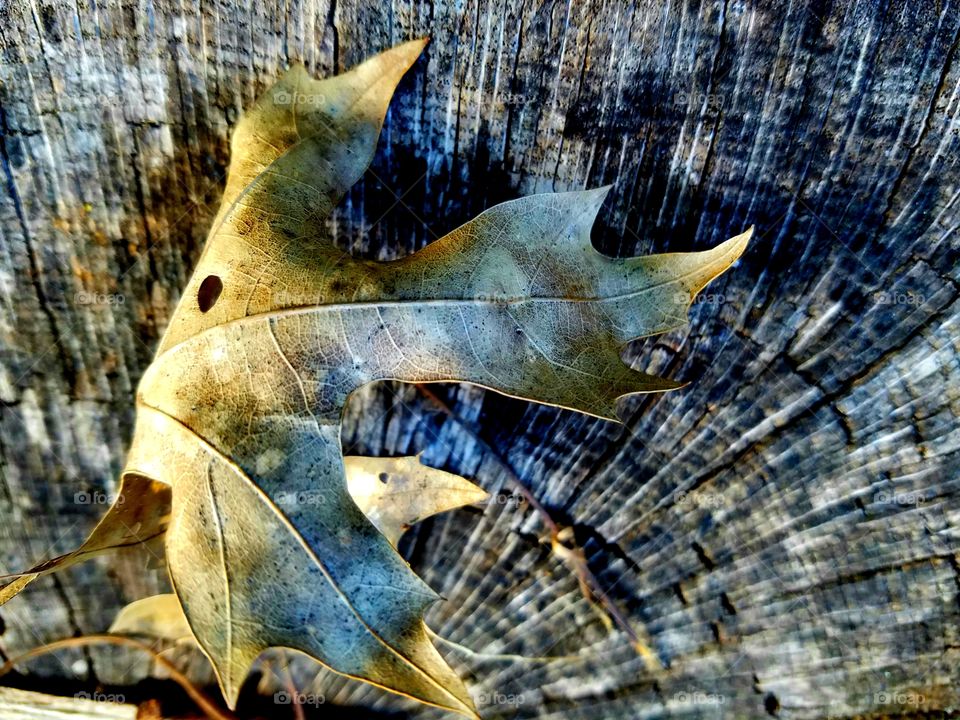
[426,626,583,663]
[265,651,306,720]
[414,384,661,669]
[0,634,237,720]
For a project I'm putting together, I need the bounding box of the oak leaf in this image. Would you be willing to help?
[109,593,194,644]
[344,455,489,547]
[1,39,751,717]
[0,476,169,604]
[108,456,488,643]
[0,455,482,600]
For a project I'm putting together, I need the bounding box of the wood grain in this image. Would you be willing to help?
[0,0,958,718]
[0,687,138,719]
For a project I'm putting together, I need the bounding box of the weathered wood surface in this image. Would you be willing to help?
[0,0,959,718]
[0,687,138,719]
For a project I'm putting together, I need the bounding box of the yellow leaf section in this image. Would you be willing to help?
[109,593,193,644]
[0,475,169,603]
[345,455,488,546]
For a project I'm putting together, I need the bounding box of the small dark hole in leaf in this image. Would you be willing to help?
[198,275,223,313]
[378,472,389,484]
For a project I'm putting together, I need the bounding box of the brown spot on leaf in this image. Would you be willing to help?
[197,275,223,313]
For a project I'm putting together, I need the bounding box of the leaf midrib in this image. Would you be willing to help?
[136,403,466,713]
[153,263,712,362]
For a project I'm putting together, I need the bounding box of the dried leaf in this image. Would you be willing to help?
[108,458,485,644]
[0,455,479,600]
[0,475,169,603]
[344,455,488,547]
[2,38,751,718]
[109,593,193,644]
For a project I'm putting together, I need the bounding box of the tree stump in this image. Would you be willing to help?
[0,1,958,718]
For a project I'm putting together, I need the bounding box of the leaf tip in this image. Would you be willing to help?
[0,575,35,606]
[725,224,754,261]
[388,37,430,70]
[218,665,245,712]
[613,376,688,420]
[678,224,753,303]
[584,184,614,211]
[709,224,752,268]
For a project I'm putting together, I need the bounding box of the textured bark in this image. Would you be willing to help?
[0,0,958,718]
